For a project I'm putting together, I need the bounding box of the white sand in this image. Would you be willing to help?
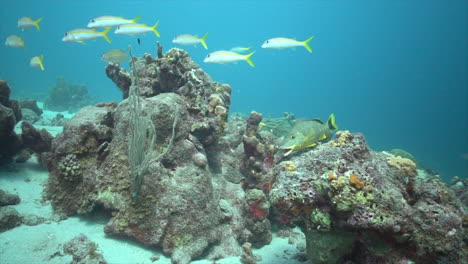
[1,120,306,264]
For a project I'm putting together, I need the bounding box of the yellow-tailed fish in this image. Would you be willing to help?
[101,49,127,63]
[261,36,315,53]
[18,17,43,31]
[204,50,255,67]
[5,35,25,48]
[114,21,160,37]
[280,113,338,156]
[87,15,142,28]
[229,46,251,54]
[172,33,208,49]
[62,27,111,44]
[30,55,44,71]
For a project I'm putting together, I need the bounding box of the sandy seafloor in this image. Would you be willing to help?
[0,108,307,264]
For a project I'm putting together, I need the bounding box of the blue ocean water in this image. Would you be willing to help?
[0,0,466,179]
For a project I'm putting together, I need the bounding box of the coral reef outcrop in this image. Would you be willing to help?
[45,48,243,264]
[269,132,465,263]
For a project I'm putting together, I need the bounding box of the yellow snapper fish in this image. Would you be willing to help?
[172,33,208,49]
[87,15,142,28]
[229,46,251,54]
[261,36,315,53]
[5,35,25,48]
[30,55,44,71]
[62,27,111,44]
[18,17,43,31]
[114,21,160,37]
[101,49,127,63]
[281,113,338,156]
[204,50,255,67]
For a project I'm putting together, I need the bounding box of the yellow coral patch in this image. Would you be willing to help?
[328,172,337,181]
[283,161,297,173]
[386,155,417,177]
[349,174,364,189]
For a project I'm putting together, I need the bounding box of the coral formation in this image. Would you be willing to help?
[45,48,242,264]
[270,132,465,263]
[386,154,417,177]
[44,77,94,112]
[63,234,107,264]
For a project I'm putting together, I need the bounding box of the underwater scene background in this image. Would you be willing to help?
[1,1,467,264]
[1,0,466,179]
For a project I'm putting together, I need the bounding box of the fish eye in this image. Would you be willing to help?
[64,32,68,36]
[91,19,95,22]
[266,40,269,43]
[207,55,210,57]
[291,135,295,139]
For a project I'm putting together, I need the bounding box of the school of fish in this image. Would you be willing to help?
[4,14,315,70]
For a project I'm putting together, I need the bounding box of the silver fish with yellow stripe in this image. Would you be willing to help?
[261,36,315,53]
[114,21,160,37]
[62,27,112,44]
[87,15,142,28]
[30,55,45,71]
[173,33,208,49]
[101,49,127,64]
[18,17,43,31]
[204,50,255,67]
[281,113,338,156]
[5,35,25,48]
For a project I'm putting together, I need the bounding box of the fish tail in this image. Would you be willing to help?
[152,21,160,37]
[244,51,256,67]
[34,17,43,31]
[39,55,45,71]
[132,15,143,23]
[101,27,112,43]
[327,113,338,130]
[303,35,315,53]
[200,33,208,49]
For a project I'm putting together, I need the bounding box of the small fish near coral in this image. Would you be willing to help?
[17,16,43,31]
[30,55,45,71]
[261,36,315,53]
[172,33,209,49]
[280,113,338,156]
[5,35,25,48]
[204,50,255,67]
[101,49,127,64]
[62,27,112,44]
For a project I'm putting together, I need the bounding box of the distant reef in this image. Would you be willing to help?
[44,77,94,113]
[35,48,467,264]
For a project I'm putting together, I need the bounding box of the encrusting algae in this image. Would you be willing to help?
[349,173,364,189]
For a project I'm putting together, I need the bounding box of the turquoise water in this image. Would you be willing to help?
[1,0,466,179]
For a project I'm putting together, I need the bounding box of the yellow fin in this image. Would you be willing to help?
[200,32,208,49]
[34,17,43,31]
[39,55,44,71]
[303,35,314,53]
[132,15,142,23]
[244,51,255,67]
[101,27,111,43]
[152,21,160,37]
[327,113,338,130]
